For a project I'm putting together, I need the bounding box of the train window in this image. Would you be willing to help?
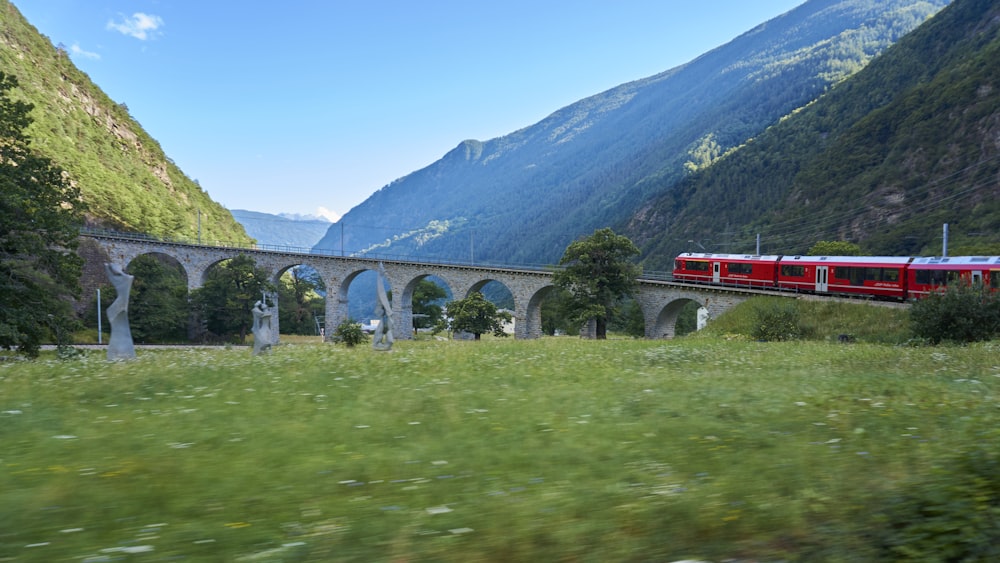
[991,271,999,289]
[727,263,753,274]
[781,265,805,277]
[915,270,957,286]
[832,266,865,285]
[686,261,710,272]
[883,269,899,282]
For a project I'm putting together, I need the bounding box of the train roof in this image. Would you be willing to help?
[780,255,914,266]
[675,253,781,262]
[910,256,1000,267]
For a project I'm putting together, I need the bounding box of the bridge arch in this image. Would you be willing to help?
[399,274,453,334]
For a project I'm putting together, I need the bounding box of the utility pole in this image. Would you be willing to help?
[756,233,761,255]
[197,209,202,245]
[942,223,949,257]
[97,288,102,345]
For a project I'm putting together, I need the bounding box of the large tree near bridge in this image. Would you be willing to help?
[553,228,641,339]
[0,73,86,357]
[191,255,275,344]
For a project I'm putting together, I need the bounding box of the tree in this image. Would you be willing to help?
[0,73,86,357]
[442,291,512,340]
[191,255,274,344]
[277,266,325,335]
[552,228,641,339]
[808,241,862,256]
[125,254,189,343]
[540,287,583,336]
[412,279,447,329]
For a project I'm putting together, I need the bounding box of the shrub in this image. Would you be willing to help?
[909,283,1000,344]
[331,320,368,347]
[751,300,804,341]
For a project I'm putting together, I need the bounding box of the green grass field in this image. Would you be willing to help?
[2,333,998,561]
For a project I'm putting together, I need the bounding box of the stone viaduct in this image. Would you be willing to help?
[83,232,774,340]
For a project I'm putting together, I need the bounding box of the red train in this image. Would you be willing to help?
[672,253,1000,300]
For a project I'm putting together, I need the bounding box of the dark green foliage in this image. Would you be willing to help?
[442,292,512,340]
[909,282,1000,344]
[608,297,646,338]
[868,428,1000,560]
[553,228,641,339]
[191,255,275,344]
[0,2,249,243]
[540,287,584,336]
[808,241,863,256]
[277,267,325,335]
[125,255,189,343]
[672,301,702,337]
[751,300,806,342]
[412,279,447,329]
[0,72,85,357]
[331,320,367,347]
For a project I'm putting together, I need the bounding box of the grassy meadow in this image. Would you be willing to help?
[2,328,999,560]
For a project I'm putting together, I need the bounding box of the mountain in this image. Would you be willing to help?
[0,0,250,244]
[627,0,1000,268]
[314,0,949,265]
[230,209,332,249]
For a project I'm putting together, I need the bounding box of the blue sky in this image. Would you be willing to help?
[17,1,803,221]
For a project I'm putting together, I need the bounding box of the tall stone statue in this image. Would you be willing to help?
[372,262,394,351]
[696,306,710,331]
[251,299,274,355]
[104,263,136,360]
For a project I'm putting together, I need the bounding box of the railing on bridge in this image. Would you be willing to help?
[80,227,675,281]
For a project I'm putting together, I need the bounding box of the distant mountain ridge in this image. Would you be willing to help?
[315,0,950,265]
[230,209,331,249]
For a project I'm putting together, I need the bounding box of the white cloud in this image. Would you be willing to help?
[106,13,164,40]
[70,43,100,60]
[316,207,341,222]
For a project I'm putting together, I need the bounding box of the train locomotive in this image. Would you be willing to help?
[672,253,1000,301]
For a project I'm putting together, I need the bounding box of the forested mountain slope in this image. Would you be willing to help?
[316,0,948,265]
[0,0,249,244]
[628,0,1000,269]
[230,210,331,249]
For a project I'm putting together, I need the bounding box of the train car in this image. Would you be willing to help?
[907,256,1000,299]
[775,255,912,299]
[673,253,780,288]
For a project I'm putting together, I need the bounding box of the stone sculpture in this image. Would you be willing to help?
[696,306,710,331]
[104,263,136,360]
[372,262,394,351]
[251,299,274,355]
